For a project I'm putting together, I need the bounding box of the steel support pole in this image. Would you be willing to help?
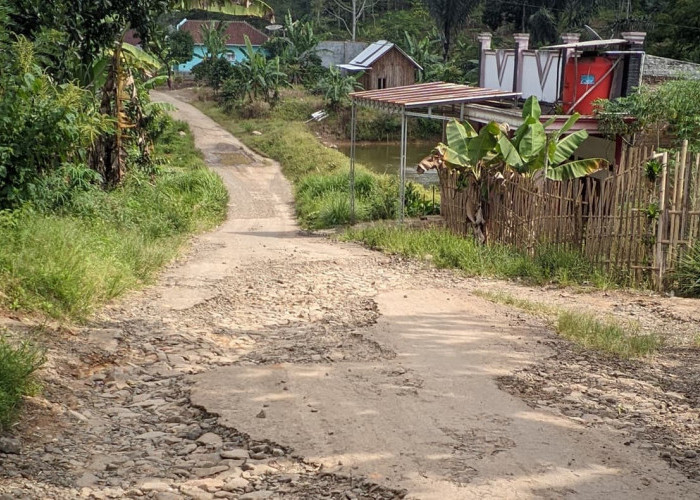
[399,110,407,223]
[350,101,357,223]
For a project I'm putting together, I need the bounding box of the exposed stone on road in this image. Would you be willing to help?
[1,90,699,499]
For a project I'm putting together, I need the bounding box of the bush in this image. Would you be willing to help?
[0,120,228,318]
[0,335,45,431]
[672,243,700,296]
[192,57,234,92]
[239,100,271,119]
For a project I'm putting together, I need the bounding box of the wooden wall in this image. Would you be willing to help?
[358,47,416,90]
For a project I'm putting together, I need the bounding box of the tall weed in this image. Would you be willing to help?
[0,335,45,430]
[0,121,228,319]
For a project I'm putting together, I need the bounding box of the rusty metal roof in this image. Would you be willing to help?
[350,82,519,111]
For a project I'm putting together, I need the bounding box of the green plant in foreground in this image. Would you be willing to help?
[0,120,228,319]
[556,311,659,358]
[672,243,700,297]
[475,290,659,358]
[0,335,46,431]
[342,225,617,288]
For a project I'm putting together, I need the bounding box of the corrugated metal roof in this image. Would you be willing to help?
[337,63,370,71]
[350,81,519,109]
[343,40,422,71]
[542,39,628,50]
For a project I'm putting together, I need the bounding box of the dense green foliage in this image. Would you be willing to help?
[0,120,228,318]
[258,0,700,63]
[315,66,363,110]
[0,335,45,430]
[596,79,700,150]
[219,36,287,107]
[263,13,324,86]
[342,225,616,287]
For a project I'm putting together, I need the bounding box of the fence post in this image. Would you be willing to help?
[655,152,669,290]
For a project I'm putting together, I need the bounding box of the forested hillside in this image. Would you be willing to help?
[261,0,700,63]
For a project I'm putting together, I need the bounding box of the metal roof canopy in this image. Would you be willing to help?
[350,81,519,111]
[542,39,628,50]
[347,82,520,223]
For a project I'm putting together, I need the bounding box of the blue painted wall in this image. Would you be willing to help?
[175,44,266,73]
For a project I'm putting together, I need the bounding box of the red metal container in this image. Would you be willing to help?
[562,56,614,115]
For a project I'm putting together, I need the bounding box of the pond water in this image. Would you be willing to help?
[337,142,439,187]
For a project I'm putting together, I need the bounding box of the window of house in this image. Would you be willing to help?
[377,77,387,89]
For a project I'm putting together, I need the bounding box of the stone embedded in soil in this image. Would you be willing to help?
[220,449,249,460]
[0,437,20,454]
[196,433,223,448]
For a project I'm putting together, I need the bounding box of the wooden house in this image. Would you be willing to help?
[338,40,422,90]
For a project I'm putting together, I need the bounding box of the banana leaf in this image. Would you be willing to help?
[546,158,607,180]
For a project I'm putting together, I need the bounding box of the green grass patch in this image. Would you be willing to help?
[342,225,616,288]
[0,334,45,431]
[474,290,659,357]
[556,311,659,358]
[473,290,557,317]
[0,120,228,319]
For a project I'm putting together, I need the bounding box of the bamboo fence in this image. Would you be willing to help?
[437,141,700,289]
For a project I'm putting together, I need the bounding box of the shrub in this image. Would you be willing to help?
[316,66,363,110]
[0,120,228,318]
[239,100,271,119]
[672,243,700,297]
[192,57,235,92]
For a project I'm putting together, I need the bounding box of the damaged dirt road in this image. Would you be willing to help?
[1,91,699,499]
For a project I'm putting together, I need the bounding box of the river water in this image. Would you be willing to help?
[337,142,439,187]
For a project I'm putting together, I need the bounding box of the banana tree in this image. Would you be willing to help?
[498,96,606,182]
[434,96,608,242]
[91,0,274,185]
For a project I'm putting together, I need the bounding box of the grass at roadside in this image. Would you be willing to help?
[342,225,616,288]
[473,290,557,317]
[193,99,436,229]
[0,333,45,431]
[475,290,659,357]
[0,120,228,320]
[557,311,659,357]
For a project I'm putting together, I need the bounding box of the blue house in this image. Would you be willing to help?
[174,19,269,73]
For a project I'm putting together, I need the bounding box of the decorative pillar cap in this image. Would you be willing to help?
[477,32,492,51]
[561,33,581,44]
[621,32,646,47]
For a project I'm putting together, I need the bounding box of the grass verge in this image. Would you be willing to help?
[557,311,659,358]
[0,334,45,431]
[0,120,228,319]
[342,225,616,288]
[475,290,659,357]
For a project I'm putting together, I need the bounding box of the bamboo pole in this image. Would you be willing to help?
[655,152,669,289]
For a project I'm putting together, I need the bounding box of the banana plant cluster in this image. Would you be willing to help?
[437,96,607,182]
[432,96,607,243]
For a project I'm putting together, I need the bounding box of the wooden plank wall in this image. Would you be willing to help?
[359,47,416,90]
[436,141,700,289]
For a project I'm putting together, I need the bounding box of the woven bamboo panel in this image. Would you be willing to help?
[436,143,700,289]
